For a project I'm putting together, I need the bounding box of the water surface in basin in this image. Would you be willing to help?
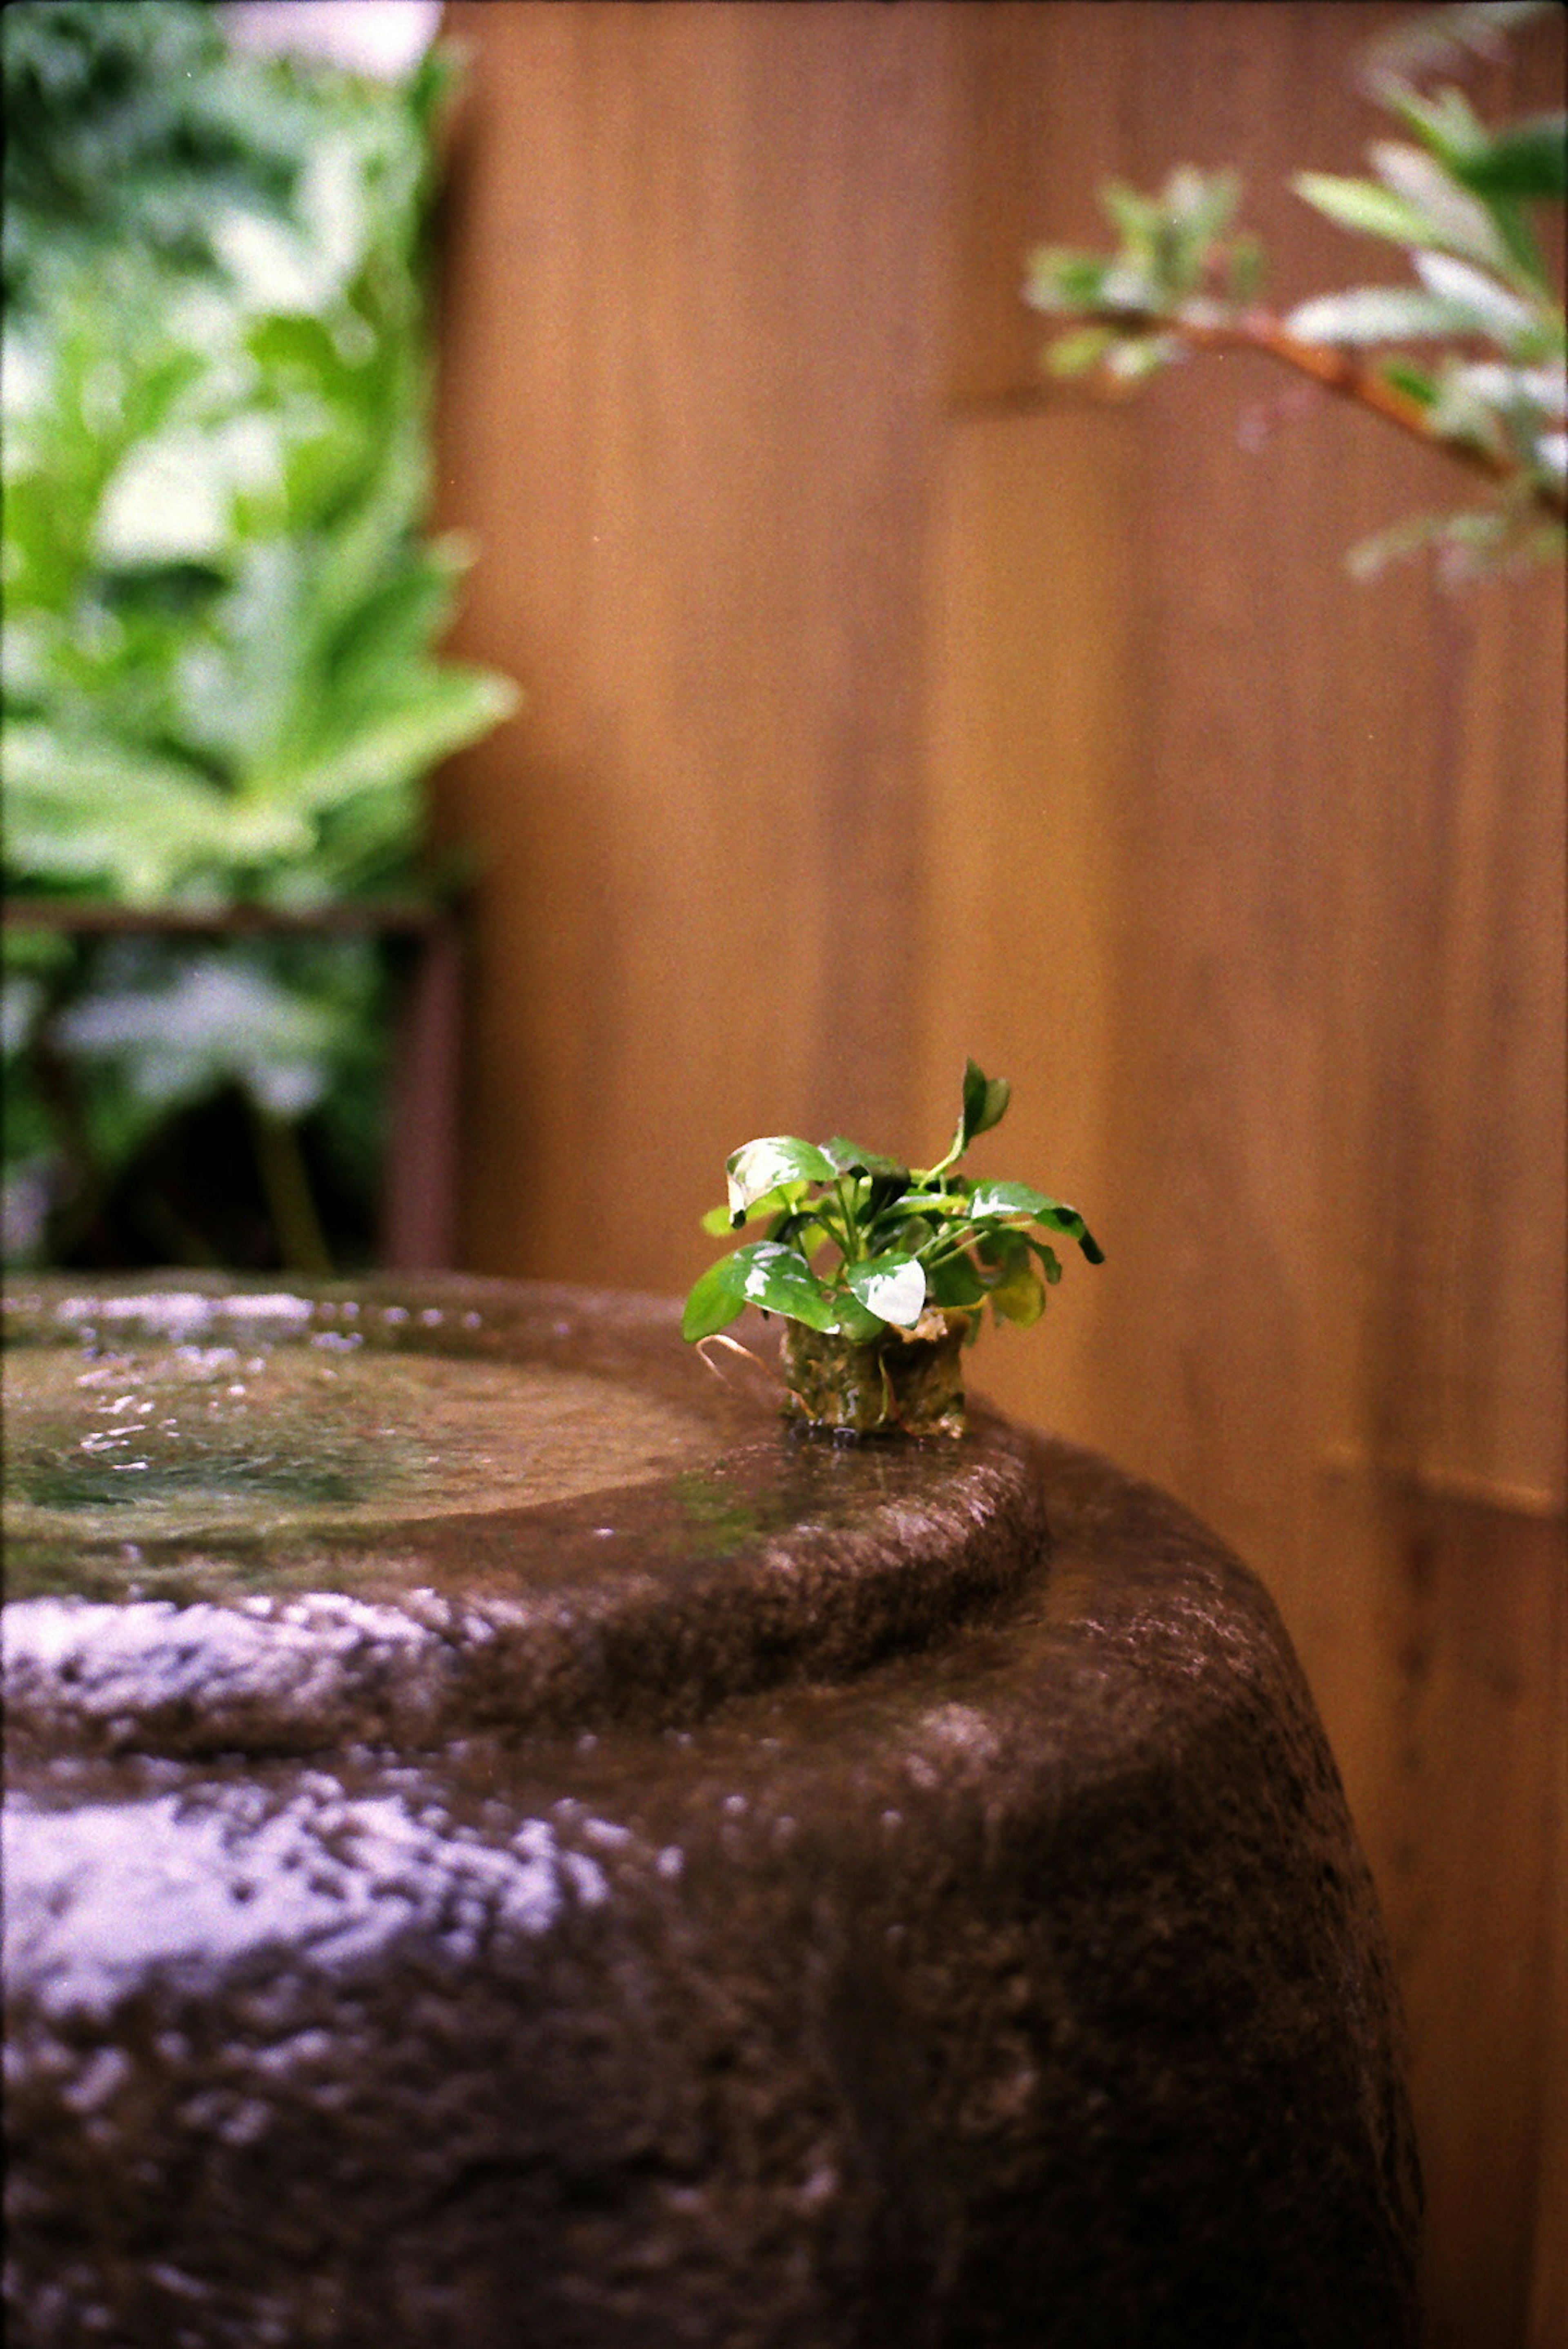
[7,1342,708,1539]
[3,1280,1006,1621]
[1,1281,744,1598]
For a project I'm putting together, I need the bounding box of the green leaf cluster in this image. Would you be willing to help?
[1024,1,1566,576]
[1029,167,1262,386]
[1,1,518,913]
[682,1062,1103,1347]
[0,1,518,1268]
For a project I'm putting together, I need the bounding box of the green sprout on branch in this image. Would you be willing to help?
[682,1061,1103,1438]
[1025,0,1566,577]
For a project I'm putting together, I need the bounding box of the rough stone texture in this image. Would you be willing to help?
[4,1276,1420,2347]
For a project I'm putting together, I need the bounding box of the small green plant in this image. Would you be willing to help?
[682,1062,1104,1437]
[1025,0,1566,577]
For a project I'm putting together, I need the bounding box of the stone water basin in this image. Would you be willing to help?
[3,1275,1419,2347]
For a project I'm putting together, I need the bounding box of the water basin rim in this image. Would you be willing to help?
[3,1276,1049,1756]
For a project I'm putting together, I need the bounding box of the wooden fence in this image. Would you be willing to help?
[431,6,1566,2336]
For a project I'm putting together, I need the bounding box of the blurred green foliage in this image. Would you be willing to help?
[1026,0,1566,577]
[1,0,518,1270]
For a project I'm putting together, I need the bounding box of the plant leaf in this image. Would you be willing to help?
[724,1136,835,1220]
[704,1178,810,1234]
[819,1135,900,1176]
[682,1241,843,1340]
[960,1060,1011,1150]
[1024,249,1115,315]
[1285,287,1472,343]
[967,1182,1106,1261]
[1412,249,1543,345]
[681,1252,753,1342]
[989,1260,1046,1329]
[891,1184,971,1219]
[1368,141,1517,275]
[1452,113,1567,201]
[1027,1237,1065,1285]
[729,1241,842,1331]
[248,666,521,814]
[964,1180,1058,1220]
[1046,325,1116,376]
[926,1254,987,1310]
[1,721,307,901]
[846,1252,927,1329]
[1293,171,1437,248]
[831,1292,886,1343]
[1379,357,1441,407]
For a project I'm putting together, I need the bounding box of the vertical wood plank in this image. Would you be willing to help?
[938,4,1566,2334]
[1529,1623,1568,2349]
[1343,1490,1564,2349]
[433,0,953,1288]
[915,404,1132,1448]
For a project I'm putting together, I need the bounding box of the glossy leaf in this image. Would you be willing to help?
[967,1182,1105,1262]
[864,1167,913,1224]
[680,1251,753,1342]
[682,1242,841,1341]
[846,1252,927,1330]
[964,1179,1058,1220]
[943,1058,1012,1167]
[889,1185,971,1219]
[976,1224,1033,1272]
[819,1136,904,1178]
[884,1213,937,1256]
[819,1139,910,1225]
[703,1178,810,1235]
[830,1291,886,1344]
[724,1135,836,1220]
[963,1060,1011,1143]
[734,1241,842,1331]
[687,1065,1102,1359]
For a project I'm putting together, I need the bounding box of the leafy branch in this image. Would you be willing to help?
[1025,1,1566,576]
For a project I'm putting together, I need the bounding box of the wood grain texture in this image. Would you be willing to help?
[430,4,1566,2332]
[433,0,953,1288]
[1530,1637,1568,2349]
[914,403,1132,1450]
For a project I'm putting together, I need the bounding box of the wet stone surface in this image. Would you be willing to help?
[3,1275,1420,2347]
